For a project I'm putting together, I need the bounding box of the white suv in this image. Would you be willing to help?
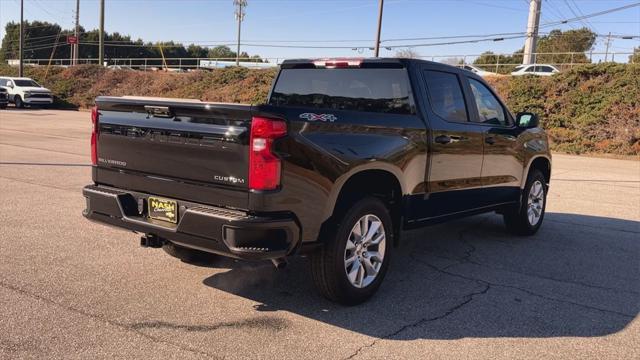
[511,64,559,76]
[460,64,498,77]
[0,77,53,108]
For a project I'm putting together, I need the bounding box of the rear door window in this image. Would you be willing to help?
[269,68,414,114]
[423,70,468,122]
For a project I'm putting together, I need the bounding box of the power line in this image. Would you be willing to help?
[543,0,578,30]
[382,32,527,43]
[2,42,69,55]
[540,2,640,28]
[568,0,597,31]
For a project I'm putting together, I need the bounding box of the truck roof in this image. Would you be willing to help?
[279,57,459,71]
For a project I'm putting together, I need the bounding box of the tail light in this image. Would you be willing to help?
[249,116,287,191]
[91,106,99,165]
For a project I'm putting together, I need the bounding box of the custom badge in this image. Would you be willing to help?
[299,113,338,122]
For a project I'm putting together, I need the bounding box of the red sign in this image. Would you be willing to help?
[67,36,78,45]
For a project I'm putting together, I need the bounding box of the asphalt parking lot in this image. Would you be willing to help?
[0,108,638,359]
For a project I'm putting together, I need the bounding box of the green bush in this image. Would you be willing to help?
[486,63,639,156]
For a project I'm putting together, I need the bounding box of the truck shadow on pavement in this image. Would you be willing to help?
[202,212,639,340]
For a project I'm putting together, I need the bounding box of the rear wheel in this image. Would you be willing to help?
[311,197,392,305]
[503,169,547,235]
[162,242,218,264]
[14,96,24,108]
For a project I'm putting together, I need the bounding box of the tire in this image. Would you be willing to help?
[311,197,393,305]
[0,104,7,109]
[503,169,547,235]
[14,96,24,108]
[162,242,218,264]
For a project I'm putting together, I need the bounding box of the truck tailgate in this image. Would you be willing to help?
[94,96,252,209]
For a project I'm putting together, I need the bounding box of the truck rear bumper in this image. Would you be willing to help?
[82,185,300,260]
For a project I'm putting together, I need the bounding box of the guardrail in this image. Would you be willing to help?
[6,57,286,70]
[4,51,635,73]
[417,51,636,74]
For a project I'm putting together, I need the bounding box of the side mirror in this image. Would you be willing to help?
[516,112,539,128]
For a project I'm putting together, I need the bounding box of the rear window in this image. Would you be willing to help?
[269,68,414,114]
[423,70,468,122]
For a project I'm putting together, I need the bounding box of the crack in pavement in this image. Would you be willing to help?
[0,280,222,359]
[343,282,491,360]
[412,255,635,318]
[414,250,639,296]
[463,258,640,295]
[546,218,640,235]
[410,218,636,319]
[344,216,636,359]
[343,221,490,360]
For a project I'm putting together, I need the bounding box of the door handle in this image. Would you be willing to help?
[435,135,466,144]
[485,136,496,145]
[434,135,452,144]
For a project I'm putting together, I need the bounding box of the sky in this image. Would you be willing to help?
[1,0,639,62]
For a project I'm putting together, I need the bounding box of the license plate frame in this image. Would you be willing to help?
[147,196,178,224]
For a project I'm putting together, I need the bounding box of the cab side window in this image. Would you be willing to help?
[423,70,468,122]
[468,78,508,126]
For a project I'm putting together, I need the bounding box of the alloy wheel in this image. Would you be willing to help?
[344,214,386,288]
[527,180,545,226]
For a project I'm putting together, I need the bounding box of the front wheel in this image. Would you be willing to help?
[311,197,392,305]
[14,96,24,108]
[503,169,547,235]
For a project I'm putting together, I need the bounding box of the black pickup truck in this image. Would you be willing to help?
[83,58,551,304]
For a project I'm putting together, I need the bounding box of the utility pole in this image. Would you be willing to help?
[374,0,384,57]
[19,0,24,76]
[73,0,80,65]
[604,32,612,62]
[523,0,542,65]
[98,0,104,66]
[234,0,247,66]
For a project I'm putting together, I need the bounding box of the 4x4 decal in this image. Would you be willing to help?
[299,113,337,122]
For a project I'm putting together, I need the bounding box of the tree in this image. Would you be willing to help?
[208,45,236,59]
[473,51,523,74]
[1,21,263,65]
[441,57,464,66]
[187,44,208,58]
[395,49,420,58]
[473,28,596,73]
[0,21,71,61]
[630,47,640,64]
[534,28,596,64]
